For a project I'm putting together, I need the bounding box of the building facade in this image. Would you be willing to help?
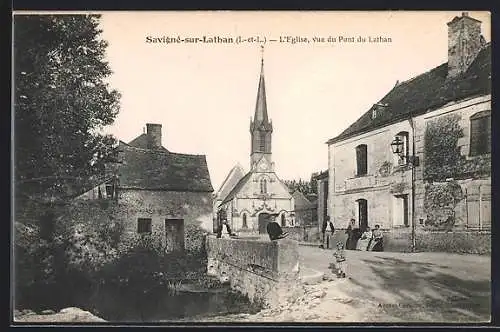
[216,58,294,234]
[77,123,214,251]
[326,13,491,240]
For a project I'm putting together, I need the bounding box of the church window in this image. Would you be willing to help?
[260,132,266,151]
[260,178,267,194]
[281,214,286,227]
[470,110,491,156]
[355,144,368,176]
[242,214,248,228]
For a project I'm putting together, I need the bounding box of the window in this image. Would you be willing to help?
[281,214,286,227]
[105,184,114,198]
[137,218,152,234]
[355,144,368,176]
[260,178,267,194]
[470,111,491,156]
[242,214,248,228]
[259,132,266,151]
[394,131,409,165]
[372,109,377,119]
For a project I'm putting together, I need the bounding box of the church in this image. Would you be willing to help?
[214,54,294,234]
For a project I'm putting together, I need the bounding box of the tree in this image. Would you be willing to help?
[14,14,120,188]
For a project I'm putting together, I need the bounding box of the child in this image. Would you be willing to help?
[331,241,347,278]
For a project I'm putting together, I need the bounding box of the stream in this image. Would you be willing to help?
[86,283,261,322]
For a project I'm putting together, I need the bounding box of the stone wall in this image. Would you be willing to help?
[206,236,301,308]
[324,228,490,254]
[114,189,212,248]
[282,226,321,243]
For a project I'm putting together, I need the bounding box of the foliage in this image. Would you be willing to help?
[185,223,209,254]
[424,114,490,181]
[14,14,120,184]
[283,178,317,196]
[423,181,464,230]
[424,114,464,181]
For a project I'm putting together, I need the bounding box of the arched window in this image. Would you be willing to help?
[260,178,267,194]
[355,144,368,176]
[470,111,491,156]
[281,214,286,227]
[242,214,248,228]
[393,131,409,165]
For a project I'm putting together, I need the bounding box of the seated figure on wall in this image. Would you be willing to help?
[266,214,289,241]
[368,224,384,251]
[356,226,372,251]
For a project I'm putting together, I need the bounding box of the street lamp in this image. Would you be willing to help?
[390,129,419,252]
[390,136,420,166]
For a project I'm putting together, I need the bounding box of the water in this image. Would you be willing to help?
[89,284,260,322]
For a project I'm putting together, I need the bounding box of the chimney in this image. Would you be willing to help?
[447,12,484,78]
[146,123,162,149]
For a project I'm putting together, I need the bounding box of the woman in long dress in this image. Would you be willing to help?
[356,226,373,251]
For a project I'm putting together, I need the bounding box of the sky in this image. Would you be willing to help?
[96,11,491,191]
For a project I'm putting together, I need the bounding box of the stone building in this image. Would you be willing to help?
[215,57,294,234]
[326,13,491,243]
[77,123,214,251]
[290,190,316,227]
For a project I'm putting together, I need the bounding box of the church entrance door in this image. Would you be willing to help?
[258,213,271,234]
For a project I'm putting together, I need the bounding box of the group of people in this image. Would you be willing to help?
[345,219,384,252]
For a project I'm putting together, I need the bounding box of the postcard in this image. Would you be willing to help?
[12,10,491,324]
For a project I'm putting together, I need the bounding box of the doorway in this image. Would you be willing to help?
[356,199,368,231]
[165,219,185,252]
[393,195,409,227]
[258,213,271,234]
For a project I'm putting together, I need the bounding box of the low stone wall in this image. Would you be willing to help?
[282,226,321,243]
[324,228,490,254]
[206,236,301,308]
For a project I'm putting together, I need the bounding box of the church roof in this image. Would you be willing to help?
[327,44,491,145]
[219,171,253,205]
[214,164,246,200]
[115,141,213,192]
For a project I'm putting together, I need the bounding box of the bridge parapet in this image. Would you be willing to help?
[206,236,301,308]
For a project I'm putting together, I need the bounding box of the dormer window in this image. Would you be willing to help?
[372,109,377,119]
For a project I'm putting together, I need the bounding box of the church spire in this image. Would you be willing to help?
[250,46,273,170]
[253,45,269,124]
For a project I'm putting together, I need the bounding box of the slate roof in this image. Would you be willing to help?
[215,164,246,200]
[128,133,169,152]
[115,141,213,192]
[327,44,491,145]
[219,171,253,205]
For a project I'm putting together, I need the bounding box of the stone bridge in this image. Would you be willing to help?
[206,236,304,308]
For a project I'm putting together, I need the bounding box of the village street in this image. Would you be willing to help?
[200,245,491,323]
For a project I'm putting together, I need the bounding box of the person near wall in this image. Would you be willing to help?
[216,219,236,238]
[345,218,357,250]
[368,224,384,251]
[320,218,328,249]
[356,226,373,251]
[266,214,289,241]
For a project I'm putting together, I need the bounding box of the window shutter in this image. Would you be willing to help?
[470,111,491,156]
